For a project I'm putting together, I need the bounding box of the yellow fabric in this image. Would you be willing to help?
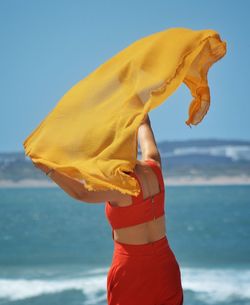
[23,27,227,196]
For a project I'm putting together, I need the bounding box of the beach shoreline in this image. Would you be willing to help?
[1,175,250,188]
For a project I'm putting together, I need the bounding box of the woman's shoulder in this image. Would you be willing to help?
[108,159,162,206]
[76,158,162,204]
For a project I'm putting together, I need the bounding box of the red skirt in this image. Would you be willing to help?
[107,235,184,305]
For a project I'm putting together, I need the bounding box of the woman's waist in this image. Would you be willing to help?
[113,215,166,245]
[113,234,171,257]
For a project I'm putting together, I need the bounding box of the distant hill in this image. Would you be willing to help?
[0,138,250,186]
[157,138,250,178]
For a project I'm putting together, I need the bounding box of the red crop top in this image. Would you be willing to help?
[105,159,165,240]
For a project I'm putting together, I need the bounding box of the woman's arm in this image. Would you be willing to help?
[32,162,123,203]
[138,114,162,167]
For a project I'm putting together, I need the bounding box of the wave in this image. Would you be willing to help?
[0,266,249,304]
[181,266,250,303]
[0,266,109,305]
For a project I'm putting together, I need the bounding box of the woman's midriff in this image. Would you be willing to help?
[113,215,166,245]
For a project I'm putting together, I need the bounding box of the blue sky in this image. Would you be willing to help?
[0,0,249,153]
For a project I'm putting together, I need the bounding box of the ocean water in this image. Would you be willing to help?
[0,185,249,305]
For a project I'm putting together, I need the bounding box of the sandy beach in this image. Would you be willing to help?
[1,175,250,188]
[164,175,250,186]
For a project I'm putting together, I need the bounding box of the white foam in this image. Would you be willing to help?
[181,267,250,303]
[0,267,109,305]
[0,266,249,304]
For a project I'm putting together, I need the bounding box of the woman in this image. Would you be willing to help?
[35,114,184,305]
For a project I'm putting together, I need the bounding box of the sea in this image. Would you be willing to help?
[0,185,249,305]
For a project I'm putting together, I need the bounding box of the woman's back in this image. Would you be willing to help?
[106,159,167,245]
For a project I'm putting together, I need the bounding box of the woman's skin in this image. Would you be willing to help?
[34,114,166,244]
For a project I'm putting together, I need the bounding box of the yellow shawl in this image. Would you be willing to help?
[23,27,227,196]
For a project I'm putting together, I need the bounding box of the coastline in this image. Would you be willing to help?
[1,175,250,188]
[164,175,250,186]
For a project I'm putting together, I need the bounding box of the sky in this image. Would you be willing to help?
[0,0,249,153]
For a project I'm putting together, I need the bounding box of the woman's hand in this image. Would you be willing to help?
[33,161,84,200]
